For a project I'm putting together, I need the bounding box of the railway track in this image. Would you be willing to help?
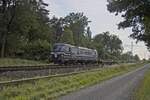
[0,59,117,72]
[0,64,101,72]
[0,64,104,83]
[0,64,59,72]
[0,63,135,89]
[0,66,105,88]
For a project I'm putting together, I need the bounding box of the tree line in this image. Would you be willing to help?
[0,0,140,62]
[107,0,150,50]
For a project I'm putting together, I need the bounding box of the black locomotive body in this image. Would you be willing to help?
[51,43,98,64]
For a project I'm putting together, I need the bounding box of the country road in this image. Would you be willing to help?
[59,64,150,100]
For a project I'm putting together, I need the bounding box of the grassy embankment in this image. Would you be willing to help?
[0,58,46,67]
[0,63,146,100]
[135,68,150,100]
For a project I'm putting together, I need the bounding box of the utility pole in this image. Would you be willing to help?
[131,42,133,55]
[130,42,134,62]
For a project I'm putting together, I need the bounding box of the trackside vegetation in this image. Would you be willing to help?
[0,0,140,63]
[0,63,145,100]
[135,68,150,100]
[0,58,46,67]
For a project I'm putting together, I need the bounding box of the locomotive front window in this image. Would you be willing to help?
[53,45,64,52]
[53,45,70,52]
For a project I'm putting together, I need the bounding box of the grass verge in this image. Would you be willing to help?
[0,58,46,67]
[134,68,150,100]
[0,63,145,100]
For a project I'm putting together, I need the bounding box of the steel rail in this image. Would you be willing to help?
[0,64,101,72]
[0,66,103,87]
[0,64,57,72]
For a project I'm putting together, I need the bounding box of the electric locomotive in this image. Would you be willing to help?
[51,43,98,64]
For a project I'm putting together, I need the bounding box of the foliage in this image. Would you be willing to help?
[64,12,91,46]
[93,32,123,60]
[107,0,150,50]
[49,16,65,44]
[121,52,140,63]
[48,12,93,49]
[60,27,74,45]
[134,54,140,61]
[0,0,51,60]
[0,0,141,62]
[22,39,52,60]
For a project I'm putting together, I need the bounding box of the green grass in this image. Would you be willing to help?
[135,68,150,100]
[0,63,145,100]
[0,58,46,67]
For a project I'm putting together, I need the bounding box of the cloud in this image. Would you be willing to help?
[44,0,66,17]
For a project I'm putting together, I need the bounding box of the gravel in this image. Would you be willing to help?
[0,65,104,81]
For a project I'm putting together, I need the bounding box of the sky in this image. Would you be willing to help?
[45,0,150,59]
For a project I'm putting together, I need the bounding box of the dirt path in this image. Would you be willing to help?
[59,64,150,100]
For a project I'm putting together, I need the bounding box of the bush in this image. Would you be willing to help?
[16,39,52,61]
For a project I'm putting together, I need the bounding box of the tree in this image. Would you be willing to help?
[121,52,140,62]
[109,35,123,56]
[86,27,92,40]
[64,12,91,46]
[0,0,17,57]
[60,27,74,45]
[93,32,123,60]
[134,54,140,61]
[93,42,104,59]
[121,51,133,62]
[49,16,65,44]
[107,0,150,49]
[49,12,92,47]
[15,0,51,60]
[0,0,52,59]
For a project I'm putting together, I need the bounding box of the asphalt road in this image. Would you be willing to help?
[59,64,150,100]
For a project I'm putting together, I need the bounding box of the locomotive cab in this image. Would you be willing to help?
[51,43,71,64]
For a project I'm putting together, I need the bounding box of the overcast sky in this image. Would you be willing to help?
[45,0,150,59]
